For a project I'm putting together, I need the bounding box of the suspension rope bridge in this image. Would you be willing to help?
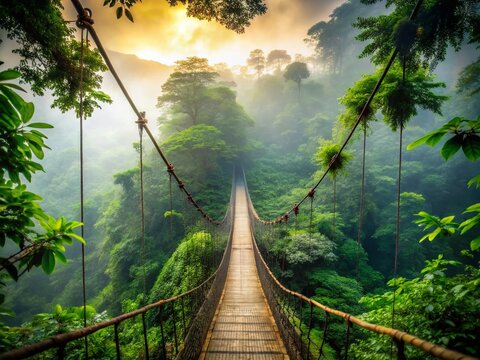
[0,0,478,359]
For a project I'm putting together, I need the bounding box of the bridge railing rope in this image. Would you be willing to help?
[243,173,478,360]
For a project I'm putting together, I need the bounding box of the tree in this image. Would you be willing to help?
[247,49,266,79]
[315,140,352,242]
[161,124,232,186]
[355,0,479,69]
[157,57,218,126]
[306,0,366,74]
[0,1,111,116]
[266,50,291,72]
[283,62,310,96]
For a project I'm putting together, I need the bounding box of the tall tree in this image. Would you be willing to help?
[247,49,266,79]
[267,50,291,72]
[283,62,310,96]
[157,57,218,126]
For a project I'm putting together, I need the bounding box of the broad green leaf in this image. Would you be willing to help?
[462,134,480,161]
[29,141,45,160]
[20,102,34,122]
[1,85,24,111]
[116,6,123,18]
[471,236,480,251]
[53,250,67,264]
[69,232,86,245]
[441,135,463,160]
[1,83,26,92]
[407,133,431,150]
[0,69,21,81]
[41,251,55,274]
[27,122,54,129]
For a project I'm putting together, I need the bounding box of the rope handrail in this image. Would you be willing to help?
[245,188,478,360]
[248,0,424,225]
[72,0,224,225]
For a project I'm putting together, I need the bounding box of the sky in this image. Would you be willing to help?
[65,0,343,66]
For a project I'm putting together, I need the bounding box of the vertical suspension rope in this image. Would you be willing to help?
[78,25,89,357]
[168,164,174,243]
[333,178,337,242]
[357,125,367,277]
[392,56,407,334]
[137,114,147,300]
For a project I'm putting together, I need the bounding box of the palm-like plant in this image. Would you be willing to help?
[315,140,352,242]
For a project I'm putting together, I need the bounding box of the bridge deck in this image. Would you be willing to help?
[200,184,289,359]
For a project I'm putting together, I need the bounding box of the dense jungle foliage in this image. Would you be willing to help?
[0,0,479,358]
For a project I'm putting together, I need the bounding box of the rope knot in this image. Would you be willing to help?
[178,181,185,189]
[284,213,289,222]
[308,188,316,198]
[167,163,174,174]
[329,153,339,167]
[136,112,148,128]
[293,204,300,216]
[76,8,94,28]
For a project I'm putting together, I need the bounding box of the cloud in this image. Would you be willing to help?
[63,0,343,66]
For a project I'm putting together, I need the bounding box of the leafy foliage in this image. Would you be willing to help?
[407,116,480,161]
[0,69,84,285]
[351,256,480,358]
[355,0,480,68]
[0,1,111,116]
[314,140,352,178]
[377,64,446,131]
[158,57,218,126]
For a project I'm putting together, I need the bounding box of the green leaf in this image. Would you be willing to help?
[125,8,134,22]
[407,131,446,150]
[116,6,123,18]
[0,70,21,81]
[464,203,480,213]
[441,135,463,160]
[27,122,53,129]
[20,102,34,122]
[1,83,26,92]
[53,250,67,264]
[462,135,480,161]
[467,174,480,189]
[41,251,55,274]
[471,236,480,251]
[69,232,86,245]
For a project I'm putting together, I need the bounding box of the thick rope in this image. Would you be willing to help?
[138,118,147,300]
[78,25,89,358]
[357,125,367,277]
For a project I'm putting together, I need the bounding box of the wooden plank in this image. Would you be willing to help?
[200,184,289,359]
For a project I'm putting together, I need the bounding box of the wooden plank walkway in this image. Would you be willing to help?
[200,183,289,360]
